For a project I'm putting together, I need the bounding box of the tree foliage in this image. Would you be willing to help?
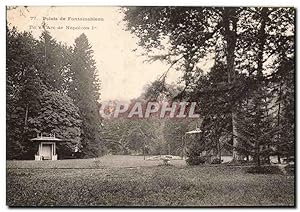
[6,27,102,159]
[123,7,295,165]
[68,34,103,158]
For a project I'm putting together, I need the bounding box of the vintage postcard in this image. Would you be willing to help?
[6,6,295,207]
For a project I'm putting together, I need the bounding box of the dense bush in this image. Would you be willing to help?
[186,156,206,165]
[211,158,222,164]
[246,166,282,175]
[285,164,295,175]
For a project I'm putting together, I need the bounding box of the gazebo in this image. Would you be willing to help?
[31,134,62,160]
[181,128,202,159]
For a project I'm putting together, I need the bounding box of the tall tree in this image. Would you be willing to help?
[36,30,66,92]
[27,89,82,158]
[69,33,103,158]
[7,27,84,159]
[123,7,295,164]
[7,28,44,159]
[221,8,241,161]
[123,7,243,160]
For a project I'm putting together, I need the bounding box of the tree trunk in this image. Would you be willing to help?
[218,137,222,161]
[223,8,240,161]
[181,135,184,159]
[277,84,282,164]
[24,104,29,127]
[232,111,241,160]
[143,140,145,160]
[254,8,268,166]
[257,148,261,167]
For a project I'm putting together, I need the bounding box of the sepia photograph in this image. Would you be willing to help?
[6,5,295,207]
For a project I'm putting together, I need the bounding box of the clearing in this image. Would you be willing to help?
[6,155,295,207]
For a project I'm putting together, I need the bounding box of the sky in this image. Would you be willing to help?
[7,6,183,101]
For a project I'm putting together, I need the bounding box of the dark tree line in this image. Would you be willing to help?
[7,27,103,159]
[123,7,295,165]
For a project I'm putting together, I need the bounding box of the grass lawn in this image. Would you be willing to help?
[6,155,295,207]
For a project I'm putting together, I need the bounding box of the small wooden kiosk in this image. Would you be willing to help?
[31,134,62,160]
[182,128,202,159]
